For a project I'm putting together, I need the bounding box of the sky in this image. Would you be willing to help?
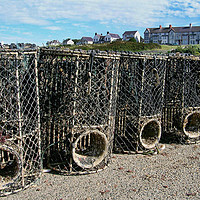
[0,0,200,46]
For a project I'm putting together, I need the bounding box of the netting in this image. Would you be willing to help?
[114,55,166,153]
[162,56,200,143]
[1,48,200,196]
[0,51,41,196]
[38,49,119,174]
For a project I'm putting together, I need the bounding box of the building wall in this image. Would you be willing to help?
[63,40,74,45]
[144,30,150,43]
[135,31,141,42]
[122,32,141,42]
[67,40,74,45]
[105,34,119,42]
[144,29,200,45]
[82,40,93,44]
[93,35,100,43]
[105,34,112,42]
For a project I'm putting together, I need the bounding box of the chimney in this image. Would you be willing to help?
[169,24,172,29]
[190,23,192,28]
[107,31,109,34]
[159,25,162,29]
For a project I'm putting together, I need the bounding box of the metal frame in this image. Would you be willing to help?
[38,49,119,174]
[0,50,41,196]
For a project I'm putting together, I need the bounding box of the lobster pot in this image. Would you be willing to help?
[162,57,183,141]
[0,51,41,196]
[39,49,119,174]
[115,55,166,153]
[162,56,200,143]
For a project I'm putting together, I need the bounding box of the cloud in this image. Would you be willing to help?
[44,26,62,31]
[167,0,200,18]
[23,32,33,35]
[0,0,200,28]
[72,23,89,28]
[0,0,168,27]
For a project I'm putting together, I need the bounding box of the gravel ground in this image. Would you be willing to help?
[2,143,200,200]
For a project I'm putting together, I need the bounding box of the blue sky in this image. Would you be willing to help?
[0,0,200,46]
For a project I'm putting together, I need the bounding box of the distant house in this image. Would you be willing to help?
[3,44,10,49]
[123,31,141,42]
[104,32,121,42]
[10,43,17,49]
[17,43,25,49]
[93,33,102,43]
[63,39,74,45]
[46,40,61,46]
[93,33,107,44]
[79,37,93,45]
[16,43,36,49]
[99,35,105,43]
[24,43,36,49]
[144,24,200,45]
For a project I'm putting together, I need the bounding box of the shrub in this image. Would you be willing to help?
[129,38,137,43]
[66,41,161,52]
[175,45,200,55]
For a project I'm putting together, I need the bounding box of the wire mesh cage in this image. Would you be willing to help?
[114,55,166,153]
[162,56,200,143]
[38,49,119,174]
[0,50,41,196]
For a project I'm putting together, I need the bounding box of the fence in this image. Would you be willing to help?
[162,55,200,143]
[38,49,119,174]
[0,50,41,196]
[114,54,166,153]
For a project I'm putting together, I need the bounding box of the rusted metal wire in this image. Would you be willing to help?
[0,50,41,196]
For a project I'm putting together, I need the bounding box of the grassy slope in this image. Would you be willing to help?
[62,41,161,52]
[60,42,200,55]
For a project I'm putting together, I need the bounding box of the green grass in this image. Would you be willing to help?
[160,45,177,51]
[61,41,161,52]
[58,43,200,55]
[173,45,200,56]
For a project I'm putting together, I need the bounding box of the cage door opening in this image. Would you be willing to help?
[139,120,161,149]
[183,111,200,138]
[72,130,108,169]
[0,145,22,189]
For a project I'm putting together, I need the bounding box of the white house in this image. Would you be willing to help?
[79,37,93,45]
[104,32,121,42]
[63,39,74,45]
[144,24,200,45]
[122,31,141,42]
[93,33,102,43]
[46,40,61,46]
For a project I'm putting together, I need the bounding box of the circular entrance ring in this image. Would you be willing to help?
[139,119,161,149]
[183,111,200,138]
[0,145,22,190]
[72,130,108,169]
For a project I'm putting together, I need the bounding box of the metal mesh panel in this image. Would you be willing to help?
[39,49,119,174]
[0,51,41,196]
[114,55,166,153]
[162,56,200,143]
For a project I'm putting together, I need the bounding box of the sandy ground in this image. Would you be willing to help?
[2,143,200,200]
